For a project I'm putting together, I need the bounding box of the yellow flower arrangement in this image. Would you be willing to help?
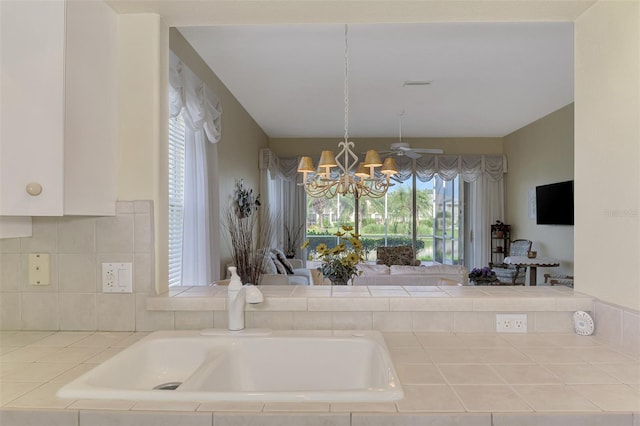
[306,225,364,285]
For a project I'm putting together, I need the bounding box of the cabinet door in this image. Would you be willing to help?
[0,0,65,215]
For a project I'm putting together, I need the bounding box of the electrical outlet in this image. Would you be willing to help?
[496,314,527,333]
[102,263,133,293]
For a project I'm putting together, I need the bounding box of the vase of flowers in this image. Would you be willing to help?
[224,180,273,285]
[468,267,498,285]
[306,225,364,285]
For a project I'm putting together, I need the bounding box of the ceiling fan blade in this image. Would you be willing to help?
[403,150,422,159]
[412,148,444,154]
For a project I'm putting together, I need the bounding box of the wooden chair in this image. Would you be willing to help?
[489,239,532,285]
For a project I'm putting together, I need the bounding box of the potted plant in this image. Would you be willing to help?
[468,267,498,285]
[284,224,304,259]
[493,220,509,238]
[305,225,364,285]
[224,180,273,285]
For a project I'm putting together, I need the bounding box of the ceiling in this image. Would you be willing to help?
[177,22,574,139]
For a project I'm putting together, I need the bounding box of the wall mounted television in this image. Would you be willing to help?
[536,180,574,225]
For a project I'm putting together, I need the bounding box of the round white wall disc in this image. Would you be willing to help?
[573,311,595,336]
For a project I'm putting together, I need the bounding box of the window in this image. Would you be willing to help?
[304,174,464,265]
[168,116,186,286]
[358,179,415,261]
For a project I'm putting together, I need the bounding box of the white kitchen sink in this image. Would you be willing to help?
[57,330,403,402]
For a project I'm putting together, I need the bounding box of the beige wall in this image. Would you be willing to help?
[504,104,574,284]
[270,137,503,158]
[575,1,640,310]
[169,29,270,279]
[117,14,167,293]
[117,14,164,202]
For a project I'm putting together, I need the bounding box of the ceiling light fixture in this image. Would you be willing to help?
[297,25,397,199]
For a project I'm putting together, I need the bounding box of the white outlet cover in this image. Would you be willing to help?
[496,313,528,333]
[102,263,133,293]
[28,253,50,285]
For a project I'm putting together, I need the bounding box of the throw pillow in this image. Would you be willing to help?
[271,248,294,274]
[270,253,287,275]
[264,255,278,275]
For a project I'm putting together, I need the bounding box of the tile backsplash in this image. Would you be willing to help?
[0,201,155,331]
[2,203,638,355]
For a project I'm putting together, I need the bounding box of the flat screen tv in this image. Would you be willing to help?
[536,180,574,225]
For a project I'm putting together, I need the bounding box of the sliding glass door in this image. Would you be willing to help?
[432,175,462,265]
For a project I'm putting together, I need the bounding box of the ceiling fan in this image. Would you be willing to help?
[380,112,444,159]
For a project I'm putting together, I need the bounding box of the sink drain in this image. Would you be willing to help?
[153,382,182,390]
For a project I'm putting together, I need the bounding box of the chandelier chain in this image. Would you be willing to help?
[297,23,398,199]
[343,24,349,143]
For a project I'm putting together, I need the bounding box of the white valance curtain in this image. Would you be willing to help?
[169,51,223,285]
[169,52,222,143]
[390,154,507,183]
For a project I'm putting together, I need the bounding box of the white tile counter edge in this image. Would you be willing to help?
[147,285,595,313]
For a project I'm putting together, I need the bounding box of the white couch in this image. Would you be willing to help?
[260,259,313,285]
[352,262,468,286]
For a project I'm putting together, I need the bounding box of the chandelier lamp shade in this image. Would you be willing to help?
[297,24,398,199]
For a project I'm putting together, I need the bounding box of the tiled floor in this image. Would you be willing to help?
[0,330,638,418]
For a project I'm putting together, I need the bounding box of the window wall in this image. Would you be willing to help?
[305,173,463,265]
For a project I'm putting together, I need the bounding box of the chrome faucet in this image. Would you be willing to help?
[227,266,264,331]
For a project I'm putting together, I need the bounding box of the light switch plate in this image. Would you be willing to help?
[102,262,133,293]
[28,253,50,285]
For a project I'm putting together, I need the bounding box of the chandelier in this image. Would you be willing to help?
[297,25,398,199]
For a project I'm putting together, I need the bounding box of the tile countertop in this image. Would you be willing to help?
[146,284,595,312]
[0,330,639,426]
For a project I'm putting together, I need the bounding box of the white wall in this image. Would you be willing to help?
[575,1,640,310]
[504,104,574,284]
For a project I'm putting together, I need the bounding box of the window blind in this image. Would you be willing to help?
[168,116,186,286]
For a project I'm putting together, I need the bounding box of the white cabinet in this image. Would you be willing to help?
[0,0,117,219]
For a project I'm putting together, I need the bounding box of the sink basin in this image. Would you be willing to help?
[57,330,403,402]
